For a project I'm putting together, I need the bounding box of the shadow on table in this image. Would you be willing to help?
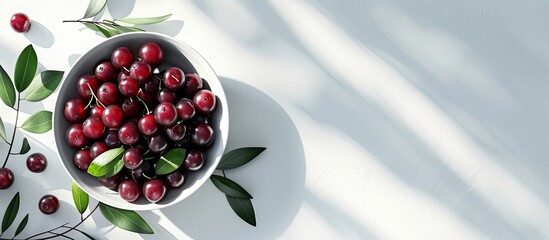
[24,20,55,48]
[154,78,306,240]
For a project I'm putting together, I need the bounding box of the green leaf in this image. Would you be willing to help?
[99,203,154,234]
[14,45,38,93]
[217,147,266,170]
[87,147,124,177]
[0,116,6,143]
[114,25,145,33]
[19,138,30,154]
[83,22,102,32]
[13,214,28,238]
[72,181,89,214]
[226,195,256,227]
[2,192,20,232]
[116,14,172,25]
[155,148,186,175]
[20,110,52,133]
[96,24,113,38]
[210,175,253,199]
[0,65,16,108]
[83,0,108,18]
[24,70,64,102]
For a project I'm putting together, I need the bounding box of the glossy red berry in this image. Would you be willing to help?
[154,102,178,127]
[143,77,160,94]
[99,174,121,191]
[163,67,185,91]
[39,195,59,214]
[90,105,105,118]
[82,117,105,139]
[157,88,176,103]
[26,153,47,173]
[130,61,152,82]
[184,151,205,171]
[0,168,14,189]
[95,61,117,82]
[118,122,140,146]
[119,77,139,97]
[139,42,164,66]
[97,82,120,105]
[118,180,142,202]
[183,73,203,97]
[10,13,30,33]
[123,148,143,170]
[138,114,158,136]
[102,105,125,128]
[175,99,195,120]
[164,171,185,188]
[77,75,99,100]
[66,124,90,148]
[193,90,216,114]
[122,98,141,118]
[104,129,122,148]
[149,134,167,153]
[73,149,93,171]
[90,141,109,159]
[111,47,134,69]
[192,123,215,147]
[64,98,88,123]
[143,179,166,203]
[166,124,186,141]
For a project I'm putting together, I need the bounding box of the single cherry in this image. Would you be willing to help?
[149,134,167,153]
[119,77,139,97]
[175,99,195,120]
[0,168,14,189]
[90,105,105,118]
[183,73,203,97]
[184,151,205,171]
[138,114,158,136]
[10,13,31,33]
[111,47,134,69]
[118,122,140,146]
[166,124,186,141]
[90,141,109,159]
[193,90,216,114]
[139,42,164,66]
[102,105,124,128]
[77,75,99,100]
[118,180,142,202]
[82,117,105,139]
[104,129,122,148]
[130,61,152,82]
[73,149,93,171]
[123,148,143,170]
[192,123,215,146]
[129,161,152,184]
[122,98,142,117]
[143,77,160,94]
[64,98,88,123]
[143,179,166,203]
[164,171,185,188]
[39,195,59,214]
[163,67,185,91]
[99,174,121,191]
[26,153,47,173]
[154,102,178,127]
[66,124,90,148]
[95,61,117,82]
[97,82,120,105]
[157,88,176,103]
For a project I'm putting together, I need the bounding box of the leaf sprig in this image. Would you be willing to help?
[63,0,172,38]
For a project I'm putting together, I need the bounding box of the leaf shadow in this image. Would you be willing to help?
[137,20,185,37]
[24,21,55,48]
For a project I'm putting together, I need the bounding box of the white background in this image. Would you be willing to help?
[1,0,549,239]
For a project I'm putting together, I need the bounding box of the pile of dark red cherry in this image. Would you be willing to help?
[63,42,217,203]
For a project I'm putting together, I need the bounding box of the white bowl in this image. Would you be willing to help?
[53,32,229,210]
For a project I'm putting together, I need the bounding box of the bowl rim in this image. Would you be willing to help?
[53,32,229,210]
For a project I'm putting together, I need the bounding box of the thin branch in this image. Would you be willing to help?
[2,93,20,168]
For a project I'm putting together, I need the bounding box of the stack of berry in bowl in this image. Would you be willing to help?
[53,32,229,210]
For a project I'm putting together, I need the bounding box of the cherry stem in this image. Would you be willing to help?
[171,75,180,83]
[62,19,119,27]
[222,170,226,178]
[86,83,105,108]
[26,204,99,240]
[2,93,20,168]
[135,96,150,114]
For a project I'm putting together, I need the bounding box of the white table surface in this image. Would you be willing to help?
[1,0,549,239]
